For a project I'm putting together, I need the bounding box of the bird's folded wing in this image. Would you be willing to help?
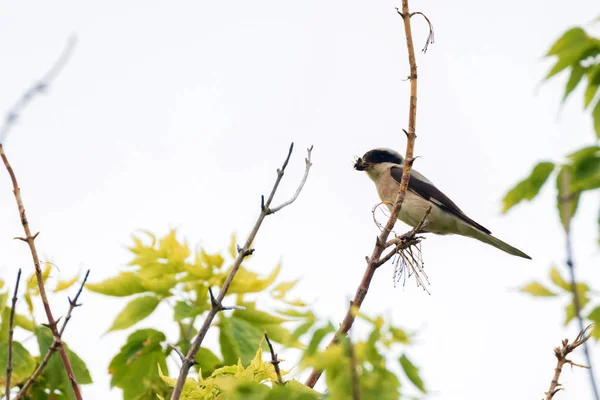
[390,166,491,235]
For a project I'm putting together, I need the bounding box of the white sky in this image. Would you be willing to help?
[1,1,599,399]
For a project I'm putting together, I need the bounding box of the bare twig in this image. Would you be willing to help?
[269,145,313,214]
[264,332,284,385]
[545,325,594,399]
[304,2,429,388]
[170,143,312,400]
[6,269,22,400]
[0,36,76,145]
[14,271,90,400]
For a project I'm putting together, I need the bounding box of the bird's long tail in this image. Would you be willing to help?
[463,226,531,259]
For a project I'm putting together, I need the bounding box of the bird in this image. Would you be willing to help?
[354,147,531,259]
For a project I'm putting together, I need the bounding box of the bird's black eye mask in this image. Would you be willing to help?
[362,149,403,165]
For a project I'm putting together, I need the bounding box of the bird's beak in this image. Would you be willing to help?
[354,157,369,171]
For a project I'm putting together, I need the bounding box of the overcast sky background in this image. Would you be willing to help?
[1,1,599,399]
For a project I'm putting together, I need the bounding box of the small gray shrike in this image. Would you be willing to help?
[354,148,531,259]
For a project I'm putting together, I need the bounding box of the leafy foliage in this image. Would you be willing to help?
[545,27,600,137]
[88,230,424,399]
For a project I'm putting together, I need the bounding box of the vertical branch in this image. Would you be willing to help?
[5,269,22,400]
[565,231,599,400]
[305,0,430,388]
[170,144,313,400]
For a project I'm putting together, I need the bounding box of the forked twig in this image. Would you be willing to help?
[6,269,22,400]
[170,143,313,400]
[15,271,90,400]
[304,0,432,388]
[545,325,594,399]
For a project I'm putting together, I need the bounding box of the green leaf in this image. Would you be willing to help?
[218,314,264,365]
[399,354,426,393]
[556,166,580,231]
[305,323,335,357]
[564,64,586,100]
[546,27,588,56]
[173,301,203,322]
[546,43,594,79]
[86,272,146,297]
[35,326,92,400]
[503,162,555,212]
[549,267,570,291]
[195,347,222,378]
[520,282,556,297]
[594,100,600,138]
[568,146,600,162]
[109,329,170,400]
[107,295,161,332]
[0,341,36,388]
[584,65,600,107]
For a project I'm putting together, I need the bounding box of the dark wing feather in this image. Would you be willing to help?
[390,166,491,235]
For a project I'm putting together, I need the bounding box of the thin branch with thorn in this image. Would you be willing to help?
[15,271,90,400]
[545,325,594,400]
[168,344,186,363]
[0,36,82,400]
[264,332,284,385]
[170,143,313,400]
[208,287,245,311]
[6,269,22,400]
[304,1,431,388]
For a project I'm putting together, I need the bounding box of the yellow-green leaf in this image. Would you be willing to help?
[556,166,580,231]
[549,267,570,291]
[520,282,556,297]
[228,264,281,294]
[229,234,237,259]
[86,272,146,297]
[588,307,600,340]
[107,295,161,332]
[54,276,79,293]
